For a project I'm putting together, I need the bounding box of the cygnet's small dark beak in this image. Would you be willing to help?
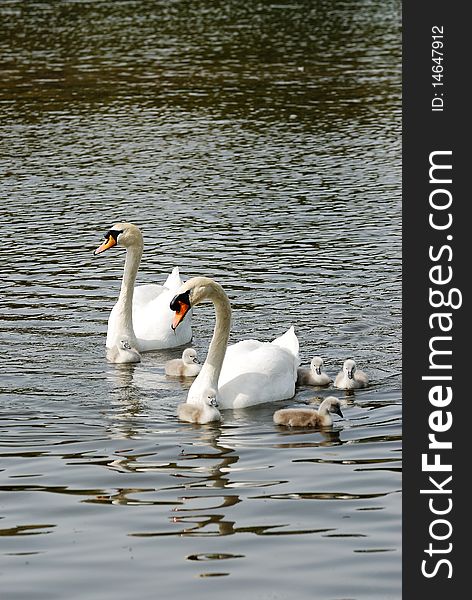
[334,406,344,418]
[316,367,322,376]
[347,370,354,379]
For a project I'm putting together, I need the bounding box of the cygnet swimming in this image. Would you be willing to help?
[334,359,369,390]
[273,396,343,428]
[177,389,221,424]
[297,356,332,386]
[165,348,202,377]
[106,339,141,364]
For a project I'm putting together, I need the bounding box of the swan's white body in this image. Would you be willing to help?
[297,356,332,386]
[334,359,369,390]
[217,327,299,409]
[94,223,192,362]
[171,277,300,410]
[165,348,202,377]
[106,266,191,352]
[177,389,221,424]
[273,396,343,428]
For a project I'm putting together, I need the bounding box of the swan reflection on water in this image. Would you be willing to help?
[99,347,397,551]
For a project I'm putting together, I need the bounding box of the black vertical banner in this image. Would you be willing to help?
[403,2,467,597]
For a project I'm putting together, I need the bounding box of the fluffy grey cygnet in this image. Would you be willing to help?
[106,339,141,364]
[273,396,343,428]
[297,356,332,386]
[177,389,221,424]
[334,359,369,390]
[165,348,202,377]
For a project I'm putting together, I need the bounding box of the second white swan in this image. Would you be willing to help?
[170,277,300,409]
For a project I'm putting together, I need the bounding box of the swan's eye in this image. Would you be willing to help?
[170,290,192,330]
[170,291,191,312]
[94,229,123,255]
[105,229,123,242]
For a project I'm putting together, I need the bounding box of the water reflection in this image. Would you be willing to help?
[0,523,56,537]
[0,0,401,125]
[273,427,343,448]
[187,552,245,561]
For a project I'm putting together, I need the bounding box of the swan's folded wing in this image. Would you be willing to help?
[225,339,263,355]
[132,284,167,308]
[271,326,300,362]
[218,341,298,408]
[163,266,184,291]
[223,336,299,379]
[133,267,183,308]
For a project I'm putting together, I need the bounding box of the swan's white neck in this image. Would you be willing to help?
[114,244,142,342]
[188,286,231,404]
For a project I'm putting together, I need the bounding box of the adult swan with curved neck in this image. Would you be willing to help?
[94,222,192,362]
[170,277,299,409]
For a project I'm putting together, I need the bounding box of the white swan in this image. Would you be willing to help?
[94,222,192,362]
[170,277,300,409]
[177,388,221,424]
[297,356,332,386]
[273,396,343,427]
[165,348,202,377]
[334,359,369,390]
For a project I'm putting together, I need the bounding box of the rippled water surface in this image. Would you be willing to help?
[1,1,401,598]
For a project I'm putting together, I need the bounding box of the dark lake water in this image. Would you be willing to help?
[0,1,401,598]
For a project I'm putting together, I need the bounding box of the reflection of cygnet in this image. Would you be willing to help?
[273,396,343,428]
[107,339,141,364]
[177,389,222,424]
[165,348,202,377]
[334,359,369,390]
[297,356,332,386]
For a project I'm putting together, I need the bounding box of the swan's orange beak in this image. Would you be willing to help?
[94,236,116,255]
[170,292,191,330]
